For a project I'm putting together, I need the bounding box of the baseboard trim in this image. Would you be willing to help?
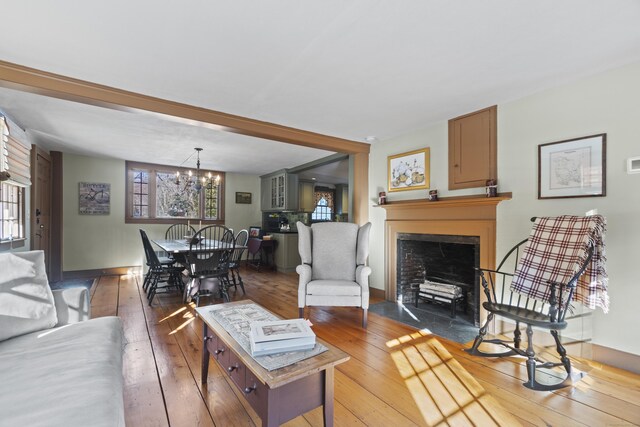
[592,344,640,374]
[64,266,142,279]
[370,288,385,299]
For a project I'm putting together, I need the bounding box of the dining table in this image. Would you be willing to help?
[152,238,247,303]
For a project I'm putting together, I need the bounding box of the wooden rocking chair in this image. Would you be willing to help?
[465,236,595,391]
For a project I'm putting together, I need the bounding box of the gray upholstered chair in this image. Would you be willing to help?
[296,221,372,328]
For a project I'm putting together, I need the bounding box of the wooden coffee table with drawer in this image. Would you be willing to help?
[196,301,349,427]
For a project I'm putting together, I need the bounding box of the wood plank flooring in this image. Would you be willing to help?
[89,269,640,426]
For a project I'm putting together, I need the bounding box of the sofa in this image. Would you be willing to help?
[0,250,125,426]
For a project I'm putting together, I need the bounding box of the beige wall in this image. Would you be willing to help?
[62,153,261,271]
[368,61,640,356]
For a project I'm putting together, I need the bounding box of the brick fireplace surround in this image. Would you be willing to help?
[378,193,511,325]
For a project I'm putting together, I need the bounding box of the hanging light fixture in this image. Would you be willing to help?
[175,148,220,192]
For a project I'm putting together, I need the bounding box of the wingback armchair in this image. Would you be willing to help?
[296,221,372,328]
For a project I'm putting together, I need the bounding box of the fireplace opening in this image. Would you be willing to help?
[397,233,480,325]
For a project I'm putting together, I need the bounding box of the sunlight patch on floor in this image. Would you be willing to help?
[159,307,186,323]
[388,334,521,426]
[169,317,195,335]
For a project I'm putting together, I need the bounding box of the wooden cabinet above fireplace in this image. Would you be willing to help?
[448,105,497,190]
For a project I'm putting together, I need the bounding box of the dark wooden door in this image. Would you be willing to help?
[31,146,52,275]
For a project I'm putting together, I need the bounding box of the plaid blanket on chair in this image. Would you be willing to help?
[511,215,609,313]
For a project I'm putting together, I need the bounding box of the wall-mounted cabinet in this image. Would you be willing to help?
[448,105,497,190]
[260,171,299,211]
[298,180,315,212]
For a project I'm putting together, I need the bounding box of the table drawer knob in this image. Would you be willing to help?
[244,385,256,394]
[227,365,238,372]
[214,348,225,355]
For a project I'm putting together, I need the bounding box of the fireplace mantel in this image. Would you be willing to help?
[377,193,511,221]
[381,193,511,324]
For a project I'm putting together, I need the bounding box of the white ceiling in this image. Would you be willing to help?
[1,1,639,174]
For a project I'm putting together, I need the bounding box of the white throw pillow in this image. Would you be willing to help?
[0,250,58,341]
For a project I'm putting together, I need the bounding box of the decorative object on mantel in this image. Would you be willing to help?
[428,189,438,201]
[388,147,430,192]
[538,134,606,199]
[378,191,387,205]
[486,179,497,197]
[79,182,110,215]
[175,148,220,193]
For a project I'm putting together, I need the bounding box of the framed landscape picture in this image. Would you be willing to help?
[388,148,430,192]
[538,134,606,199]
[235,191,252,204]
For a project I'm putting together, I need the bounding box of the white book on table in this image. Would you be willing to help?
[249,319,316,357]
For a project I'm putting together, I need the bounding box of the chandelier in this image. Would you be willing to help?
[175,148,220,192]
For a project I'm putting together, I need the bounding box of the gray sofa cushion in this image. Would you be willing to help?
[0,316,125,427]
[311,222,358,281]
[0,250,58,342]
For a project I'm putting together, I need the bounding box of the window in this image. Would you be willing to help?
[126,161,224,224]
[1,114,29,246]
[0,183,24,242]
[311,188,334,222]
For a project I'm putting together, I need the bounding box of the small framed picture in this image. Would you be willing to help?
[249,226,261,238]
[235,191,252,204]
[388,148,430,192]
[538,134,606,199]
[79,182,111,215]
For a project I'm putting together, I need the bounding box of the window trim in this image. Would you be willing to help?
[0,182,26,246]
[125,160,225,225]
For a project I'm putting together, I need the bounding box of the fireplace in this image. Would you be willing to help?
[397,233,480,323]
[379,193,511,327]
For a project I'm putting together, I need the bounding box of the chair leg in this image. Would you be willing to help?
[464,312,518,357]
[551,329,572,375]
[362,309,368,329]
[235,269,245,294]
[299,307,304,318]
[524,324,537,389]
[513,321,522,349]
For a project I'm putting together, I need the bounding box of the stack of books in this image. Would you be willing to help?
[249,319,316,357]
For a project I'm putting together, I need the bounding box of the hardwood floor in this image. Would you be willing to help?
[89,269,640,426]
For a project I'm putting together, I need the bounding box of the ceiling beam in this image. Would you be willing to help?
[0,60,370,154]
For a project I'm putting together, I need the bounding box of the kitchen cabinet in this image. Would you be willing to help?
[270,232,301,273]
[298,180,315,212]
[448,105,497,190]
[260,171,299,211]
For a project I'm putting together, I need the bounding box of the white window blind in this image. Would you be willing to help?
[0,115,31,187]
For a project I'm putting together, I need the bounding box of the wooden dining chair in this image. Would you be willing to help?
[185,225,235,305]
[165,223,196,265]
[165,223,196,240]
[228,229,249,294]
[139,229,184,304]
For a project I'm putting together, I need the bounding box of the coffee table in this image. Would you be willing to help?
[196,301,349,427]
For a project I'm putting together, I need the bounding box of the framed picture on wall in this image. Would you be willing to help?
[387,148,430,192]
[79,182,111,214]
[249,226,261,238]
[235,191,252,204]
[538,134,606,199]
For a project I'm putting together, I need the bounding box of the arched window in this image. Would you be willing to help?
[311,188,334,222]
